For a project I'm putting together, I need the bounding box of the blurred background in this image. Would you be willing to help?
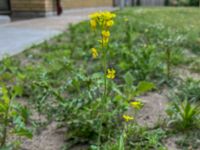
[0,0,199,20]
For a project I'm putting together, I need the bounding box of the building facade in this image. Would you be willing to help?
[140,0,165,6]
[114,0,165,6]
[0,0,113,17]
[0,0,166,18]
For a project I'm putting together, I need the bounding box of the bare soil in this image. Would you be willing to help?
[136,92,169,128]
[176,67,200,80]
[21,122,66,150]
[164,136,181,150]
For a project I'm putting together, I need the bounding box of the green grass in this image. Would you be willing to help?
[119,7,200,53]
[119,7,200,30]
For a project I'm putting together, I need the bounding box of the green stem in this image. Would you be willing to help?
[97,36,109,149]
[103,51,107,101]
[1,96,12,147]
[1,113,8,147]
[166,48,171,80]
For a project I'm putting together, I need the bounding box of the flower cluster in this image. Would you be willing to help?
[89,11,116,30]
[123,115,134,122]
[101,30,110,46]
[89,11,116,80]
[106,69,116,79]
[90,11,116,47]
[91,48,98,59]
[130,101,143,110]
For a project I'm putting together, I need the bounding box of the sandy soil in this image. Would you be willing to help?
[136,92,169,128]
[176,67,200,81]
[21,122,66,150]
[164,136,181,150]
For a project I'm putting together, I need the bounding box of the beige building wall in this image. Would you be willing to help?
[10,0,113,17]
[62,0,113,8]
[11,0,57,17]
[45,0,55,12]
[11,0,46,11]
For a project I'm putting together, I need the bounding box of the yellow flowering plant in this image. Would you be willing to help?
[46,15,124,147]
[89,11,116,100]
[89,11,118,148]
[88,11,155,149]
[54,11,155,149]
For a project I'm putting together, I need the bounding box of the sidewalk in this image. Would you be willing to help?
[0,7,116,60]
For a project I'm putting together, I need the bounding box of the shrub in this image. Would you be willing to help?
[189,0,199,6]
[169,0,199,6]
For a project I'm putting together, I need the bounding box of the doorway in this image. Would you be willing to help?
[0,0,10,14]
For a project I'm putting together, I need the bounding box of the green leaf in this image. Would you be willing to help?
[17,73,26,80]
[0,103,6,112]
[124,71,135,86]
[136,81,155,96]
[14,128,33,139]
[13,85,23,97]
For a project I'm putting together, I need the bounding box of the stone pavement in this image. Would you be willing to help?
[0,15,10,25]
[0,7,116,60]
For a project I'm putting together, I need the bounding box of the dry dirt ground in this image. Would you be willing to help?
[21,122,66,150]
[136,92,169,128]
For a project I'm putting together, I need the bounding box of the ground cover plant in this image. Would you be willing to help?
[0,85,32,149]
[0,7,199,150]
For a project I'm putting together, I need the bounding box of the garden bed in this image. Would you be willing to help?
[0,7,200,150]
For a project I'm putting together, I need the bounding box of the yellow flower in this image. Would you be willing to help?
[89,11,116,29]
[101,11,116,20]
[107,68,116,79]
[106,20,114,28]
[89,12,100,20]
[91,48,98,59]
[123,115,134,122]
[90,19,97,30]
[130,101,143,109]
[102,30,110,38]
[101,30,110,46]
[102,38,109,46]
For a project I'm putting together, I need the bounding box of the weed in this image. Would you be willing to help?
[166,99,200,130]
[170,78,200,103]
[0,86,32,149]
